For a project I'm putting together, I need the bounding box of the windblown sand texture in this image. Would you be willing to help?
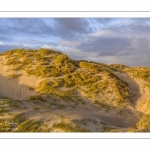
[0,74,37,100]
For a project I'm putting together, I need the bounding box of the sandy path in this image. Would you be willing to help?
[115,72,140,105]
[101,64,150,115]
[34,99,140,129]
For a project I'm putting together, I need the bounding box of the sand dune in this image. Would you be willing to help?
[0,60,41,100]
[0,74,37,100]
[0,49,149,132]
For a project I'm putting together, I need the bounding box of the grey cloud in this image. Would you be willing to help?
[0,36,14,43]
[0,18,93,42]
[134,38,150,50]
[129,18,150,26]
[0,18,54,36]
[112,52,150,67]
[107,24,150,36]
[77,37,131,56]
[1,18,150,67]
[130,25,150,35]
[95,18,120,26]
[53,18,93,39]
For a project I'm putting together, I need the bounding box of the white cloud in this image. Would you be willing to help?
[42,44,52,49]
[89,30,117,37]
[41,44,71,52]
[0,41,4,45]
[41,44,60,50]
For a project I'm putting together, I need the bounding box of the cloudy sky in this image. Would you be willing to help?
[0,18,150,67]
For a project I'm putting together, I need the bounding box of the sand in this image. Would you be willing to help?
[0,62,39,100]
[0,56,148,132]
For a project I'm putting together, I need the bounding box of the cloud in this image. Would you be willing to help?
[0,18,94,44]
[42,44,52,49]
[0,41,4,45]
[1,18,150,67]
[0,36,14,43]
[52,18,93,39]
[77,36,131,56]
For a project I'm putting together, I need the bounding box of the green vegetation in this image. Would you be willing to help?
[0,107,6,115]
[104,64,130,72]
[0,119,12,132]
[122,67,150,82]
[1,48,130,108]
[75,118,97,126]
[16,120,42,132]
[52,121,88,132]
[144,84,150,89]
[127,115,150,132]
[94,100,110,110]
[0,98,20,108]
[32,106,40,110]
[25,53,76,77]
[37,80,65,96]
[29,95,46,102]
[28,86,35,91]
[6,58,21,65]
[0,113,50,132]
[79,61,104,73]
[2,48,150,132]
[63,68,129,107]
[101,125,121,132]
[98,63,150,84]
[13,115,49,132]
[37,48,60,56]
[36,80,81,103]
[26,66,53,77]
[34,61,130,107]
[7,74,22,78]
[13,113,27,123]
[3,49,64,75]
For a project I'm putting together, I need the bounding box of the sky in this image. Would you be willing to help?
[0,18,150,67]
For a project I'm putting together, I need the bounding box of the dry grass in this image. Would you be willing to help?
[52,121,88,132]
